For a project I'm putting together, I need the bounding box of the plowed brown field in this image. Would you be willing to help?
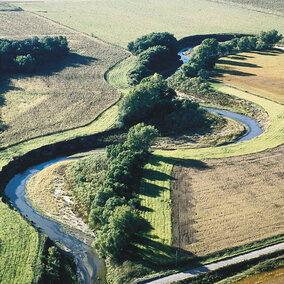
[172,144,284,256]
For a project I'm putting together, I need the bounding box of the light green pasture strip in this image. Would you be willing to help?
[0,199,40,284]
[0,105,118,170]
[139,155,173,246]
[154,85,284,159]
[17,0,284,48]
[106,56,136,93]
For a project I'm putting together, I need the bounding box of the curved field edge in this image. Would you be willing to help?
[154,84,284,159]
[138,85,284,267]
[0,104,118,171]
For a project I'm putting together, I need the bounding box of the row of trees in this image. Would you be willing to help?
[119,74,211,134]
[91,123,159,260]
[0,36,69,74]
[127,32,181,85]
[180,30,282,78]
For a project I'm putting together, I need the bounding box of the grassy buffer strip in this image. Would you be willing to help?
[139,84,284,264]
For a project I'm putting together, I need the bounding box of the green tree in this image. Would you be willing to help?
[125,123,159,152]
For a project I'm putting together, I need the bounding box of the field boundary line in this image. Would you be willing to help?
[140,242,284,283]
[0,97,120,151]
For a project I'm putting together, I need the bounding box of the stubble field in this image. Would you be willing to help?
[15,0,284,48]
[214,49,284,104]
[0,10,128,147]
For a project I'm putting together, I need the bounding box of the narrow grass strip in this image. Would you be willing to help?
[154,84,284,159]
[139,155,174,246]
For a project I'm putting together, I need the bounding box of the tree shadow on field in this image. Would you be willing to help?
[34,52,98,76]
[217,59,261,68]
[213,68,256,78]
[0,52,97,134]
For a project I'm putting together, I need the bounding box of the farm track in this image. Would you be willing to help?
[147,243,284,283]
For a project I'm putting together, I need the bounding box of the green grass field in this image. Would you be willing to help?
[16,0,284,48]
[0,200,43,284]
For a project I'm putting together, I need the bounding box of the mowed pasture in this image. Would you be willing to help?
[214,49,284,104]
[0,200,44,284]
[171,144,284,256]
[16,0,284,48]
[0,10,128,147]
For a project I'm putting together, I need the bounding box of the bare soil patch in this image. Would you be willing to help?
[172,144,284,256]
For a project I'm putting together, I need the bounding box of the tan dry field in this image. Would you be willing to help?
[234,267,284,284]
[172,144,284,256]
[0,10,128,146]
[214,49,284,104]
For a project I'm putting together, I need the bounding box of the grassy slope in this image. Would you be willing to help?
[16,0,284,48]
[0,200,41,284]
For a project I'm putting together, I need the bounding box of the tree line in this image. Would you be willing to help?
[127,32,181,85]
[180,30,282,79]
[89,123,159,260]
[0,36,69,74]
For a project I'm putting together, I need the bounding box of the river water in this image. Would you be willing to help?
[4,46,263,284]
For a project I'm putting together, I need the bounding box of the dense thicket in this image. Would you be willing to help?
[65,154,109,220]
[180,30,282,78]
[91,123,159,260]
[127,33,181,85]
[127,32,178,56]
[39,243,78,284]
[0,36,69,74]
[119,74,211,134]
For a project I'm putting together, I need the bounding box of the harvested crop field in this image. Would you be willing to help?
[214,49,284,104]
[16,0,284,48]
[171,144,284,256]
[0,10,128,147]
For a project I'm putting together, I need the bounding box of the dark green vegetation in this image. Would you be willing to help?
[92,124,158,260]
[31,234,78,284]
[64,124,159,261]
[0,36,69,75]
[39,241,78,284]
[180,30,282,79]
[177,250,284,283]
[127,32,181,85]
[119,74,212,134]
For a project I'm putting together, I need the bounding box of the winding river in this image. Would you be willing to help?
[4,47,263,283]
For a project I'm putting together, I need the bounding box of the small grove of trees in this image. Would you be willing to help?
[118,74,211,134]
[39,245,78,284]
[180,30,282,79]
[0,36,69,74]
[127,32,181,85]
[91,123,159,261]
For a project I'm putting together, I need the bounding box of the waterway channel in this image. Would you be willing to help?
[4,47,263,284]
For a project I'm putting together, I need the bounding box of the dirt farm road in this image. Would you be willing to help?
[146,242,284,283]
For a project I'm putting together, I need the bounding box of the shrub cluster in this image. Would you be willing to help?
[65,154,109,219]
[91,123,159,261]
[119,74,210,134]
[127,32,178,56]
[180,30,282,79]
[127,32,181,85]
[0,36,69,74]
